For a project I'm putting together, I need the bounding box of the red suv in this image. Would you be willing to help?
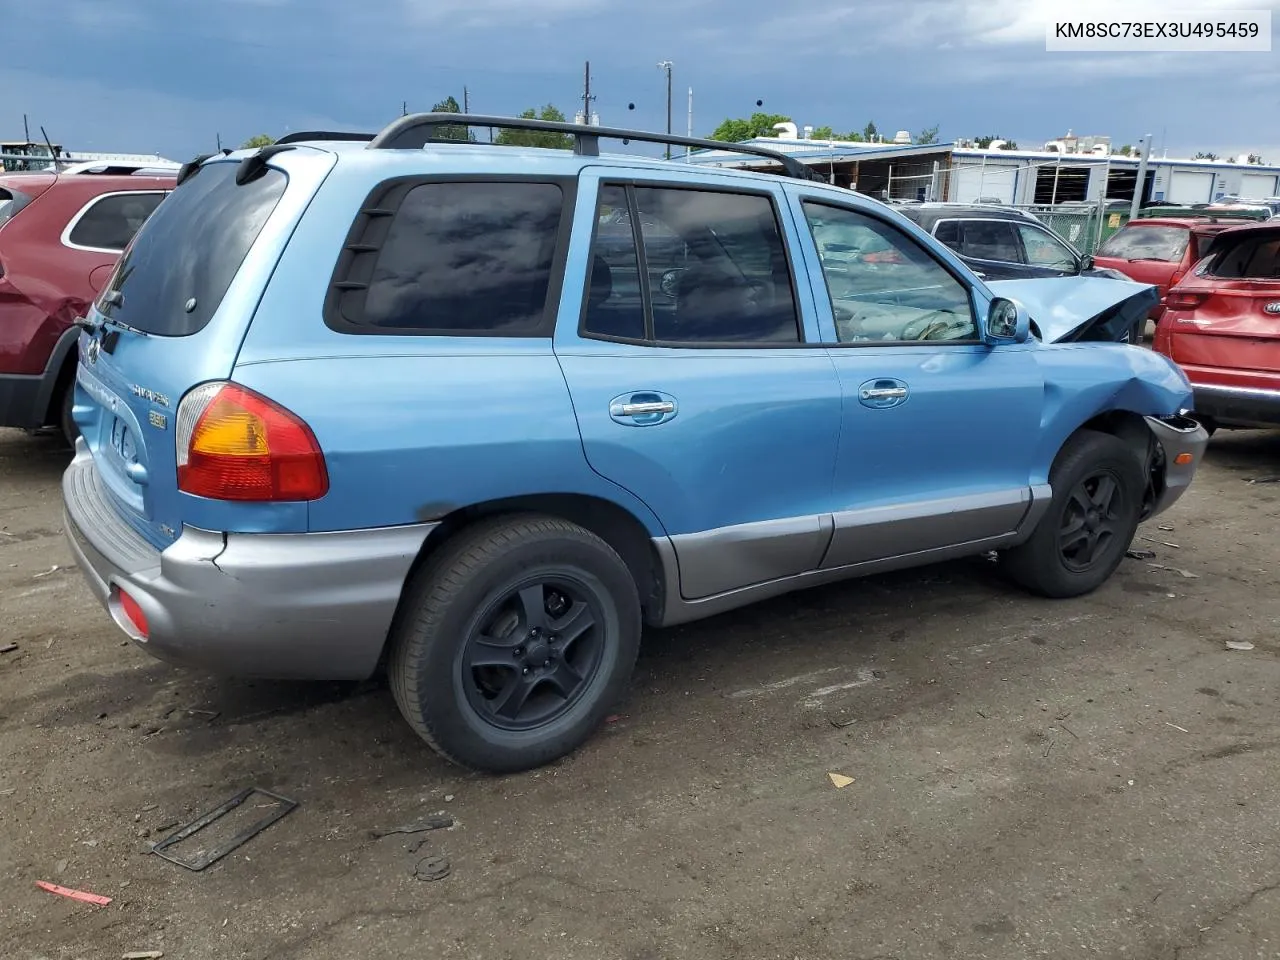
[1094,217,1244,323]
[0,165,175,441]
[1153,222,1280,431]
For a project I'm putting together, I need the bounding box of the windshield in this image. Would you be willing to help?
[1097,224,1189,261]
[96,160,286,336]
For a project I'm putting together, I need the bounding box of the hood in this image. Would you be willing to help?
[986,276,1160,344]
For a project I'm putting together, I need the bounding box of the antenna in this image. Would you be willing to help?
[216,132,222,151]
[39,126,60,170]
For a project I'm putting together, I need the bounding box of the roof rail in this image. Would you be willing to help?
[275,131,376,145]
[365,112,823,182]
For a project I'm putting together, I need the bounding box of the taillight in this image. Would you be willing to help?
[176,382,328,501]
[1165,291,1208,311]
[1168,269,1185,289]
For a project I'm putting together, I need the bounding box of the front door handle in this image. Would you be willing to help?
[860,387,907,400]
[614,400,675,417]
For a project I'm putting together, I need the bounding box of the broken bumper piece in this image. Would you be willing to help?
[61,445,435,680]
[1144,413,1209,518]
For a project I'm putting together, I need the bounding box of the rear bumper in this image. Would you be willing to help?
[1144,414,1210,517]
[1190,383,1280,428]
[61,443,436,680]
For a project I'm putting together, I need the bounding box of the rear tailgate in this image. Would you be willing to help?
[1168,281,1280,373]
[74,149,336,548]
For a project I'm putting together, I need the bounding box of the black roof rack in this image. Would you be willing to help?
[276,130,376,145]
[365,112,823,182]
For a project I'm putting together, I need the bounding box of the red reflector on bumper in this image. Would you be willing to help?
[119,590,149,639]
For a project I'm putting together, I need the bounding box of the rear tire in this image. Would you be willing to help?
[389,514,641,774]
[1001,430,1145,598]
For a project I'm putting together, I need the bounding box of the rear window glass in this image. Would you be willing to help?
[1203,230,1280,279]
[97,161,286,336]
[67,192,165,251]
[351,181,565,335]
[1097,224,1188,261]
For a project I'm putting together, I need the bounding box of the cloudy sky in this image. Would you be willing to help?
[7,0,1279,161]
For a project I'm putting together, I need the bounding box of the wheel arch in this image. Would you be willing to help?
[405,493,667,629]
[1060,408,1161,518]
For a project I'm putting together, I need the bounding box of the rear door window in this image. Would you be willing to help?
[329,180,568,336]
[97,161,286,336]
[1097,225,1189,261]
[1016,224,1078,270]
[958,220,1022,263]
[66,192,165,252]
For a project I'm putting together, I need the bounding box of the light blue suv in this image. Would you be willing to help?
[63,114,1208,772]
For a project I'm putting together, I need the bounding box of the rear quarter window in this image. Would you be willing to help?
[96,161,286,336]
[65,192,165,251]
[0,187,33,227]
[326,179,570,336]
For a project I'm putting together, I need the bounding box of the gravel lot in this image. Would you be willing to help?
[2,425,1278,960]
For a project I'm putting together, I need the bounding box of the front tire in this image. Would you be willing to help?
[58,379,79,447]
[1001,430,1145,598]
[389,515,641,774]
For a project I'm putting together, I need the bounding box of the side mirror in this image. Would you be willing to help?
[986,297,1031,344]
[1078,254,1095,272]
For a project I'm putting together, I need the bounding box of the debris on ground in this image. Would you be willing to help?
[1165,722,1190,733]
[1140,536,1180,548]
[35,881,112,906]
[0,643,17,654]
[1147,563,1200,579]
[151,787,299,872]
[32,565,60,579]
[1158,524,1175,532]
[1245,476,1280,484]
[412,854,451,881]
[122,952,164,959]
[828,773,854,789]
[369,814,454,839]
[1226,640,1256,651]
[1125,549,1157,560]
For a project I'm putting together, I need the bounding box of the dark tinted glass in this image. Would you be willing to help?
[97,161,286,336]
[583,185,646,340]
[959,220,1021,262]
[68,192,164,251]
[362,182,564,333]
[1204,230,1280,278]
[634,187,799,344]
[933,220,960,247]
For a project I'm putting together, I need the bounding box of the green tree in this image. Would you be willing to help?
[430,96,474,142]
[863,121,878,142]
[811,125,864,142]
[708,112,792,142]
[241,134,275,149]
[495,105,574,149]
[916,124,939,145]
[1248,153,1264,164]
[1116,144,1133,156]
[974,135,1018,150]
[1193,151,1219,161]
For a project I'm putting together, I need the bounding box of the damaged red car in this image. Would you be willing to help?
[1153,221,1280,431]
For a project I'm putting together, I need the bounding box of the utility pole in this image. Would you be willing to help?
[580,61,596,127]
[1130,134,1152,221]
[463,87,470,113]
[686,86,693,159]
[657,60,673,159]
[23,113,31,143]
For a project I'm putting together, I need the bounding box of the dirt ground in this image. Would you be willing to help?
[2,425,1278,960]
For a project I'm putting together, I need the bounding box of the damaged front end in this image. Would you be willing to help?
[987,277,1160,344]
